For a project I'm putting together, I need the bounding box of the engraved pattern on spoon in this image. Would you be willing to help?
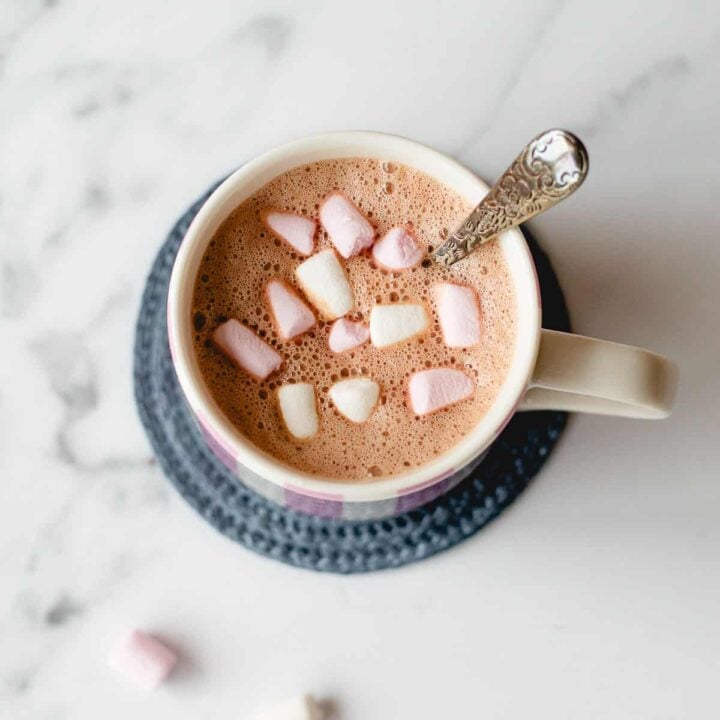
[433,129,589,266]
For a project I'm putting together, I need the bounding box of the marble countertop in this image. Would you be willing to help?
[2,1,719,718]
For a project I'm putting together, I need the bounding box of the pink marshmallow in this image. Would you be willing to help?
[328,318,370,353]
[435,283,481,348]
[262,210,316,256]
[372,226,424,271]
[319,192,375,258]
[408,368,475,416]
[265,279,316,340]
[213,319,283,381]
[107,630,177,690]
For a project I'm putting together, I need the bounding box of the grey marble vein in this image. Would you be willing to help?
[0,1,55,72]
[453,0,567,156]
[44,595,84,627]
[578,56,692,137]
[1,260,40,318]
[237,14,293,58]
[27,328,150,474]
[30,332,98,428]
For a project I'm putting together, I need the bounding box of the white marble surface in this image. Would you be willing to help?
[2,1,719,718]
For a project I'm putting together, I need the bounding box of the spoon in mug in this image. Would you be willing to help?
[432,129,589,266]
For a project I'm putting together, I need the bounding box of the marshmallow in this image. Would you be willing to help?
[369,303,429,348]
[253,694,323,720]
[328,318,370,353]
[213,319,283,381]
[372,226,424,271]
[266,279,316,340]
[408,368,475,416]
[277,383,319,440]
[107,630,177,690]
[329,378,380,423]
[262,210,316,256]
[319,192,375,258]
[295,249,354,320]
[435,283,481,348]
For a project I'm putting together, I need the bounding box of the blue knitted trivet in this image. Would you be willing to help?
[133,180,570,573]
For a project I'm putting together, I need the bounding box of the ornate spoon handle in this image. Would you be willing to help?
[433,129,589,266]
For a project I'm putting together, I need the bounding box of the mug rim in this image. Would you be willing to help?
[167,131,541,504]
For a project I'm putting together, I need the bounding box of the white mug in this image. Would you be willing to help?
[167,132,678,520]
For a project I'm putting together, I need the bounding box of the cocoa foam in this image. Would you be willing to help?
[191,158,516,480]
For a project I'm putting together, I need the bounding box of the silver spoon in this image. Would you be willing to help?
[433,129,589,266]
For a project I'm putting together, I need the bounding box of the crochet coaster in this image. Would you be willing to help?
[134,179,570,573]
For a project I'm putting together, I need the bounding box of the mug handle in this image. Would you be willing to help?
[519,329,678,418]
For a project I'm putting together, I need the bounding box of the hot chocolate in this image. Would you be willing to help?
[191,158,516,480]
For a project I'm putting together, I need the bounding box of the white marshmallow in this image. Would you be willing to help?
[369,303,429,348]
[408,368,475,416]
[435,283,481,347]
[329,378,380,423]
[107,630,177,690]
[319,192,375,258]
[328,318,370,353]
[213,319,283,381]
[277,383,319,440]
[253,694,323,720]
[262,210,316,256]
[265,279,316,340]
[372,226,424,271]
[295,249,354,320]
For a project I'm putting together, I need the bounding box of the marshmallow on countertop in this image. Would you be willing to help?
[295,249,354,320]
[213,319,283,381]
[107,630,177,690]
[408,368,475,416]
[265,279,316,340]
[435,283,481,348]
[277,383,319,440]
[369,303,429,348]
[328,318,370,353]
[329,378,380,423]
[262,210,316,256]
[319,192,375,258]
[253,694,324,720]
[372,226,424,271]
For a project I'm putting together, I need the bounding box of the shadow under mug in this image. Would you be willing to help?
[167,132,678,520]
